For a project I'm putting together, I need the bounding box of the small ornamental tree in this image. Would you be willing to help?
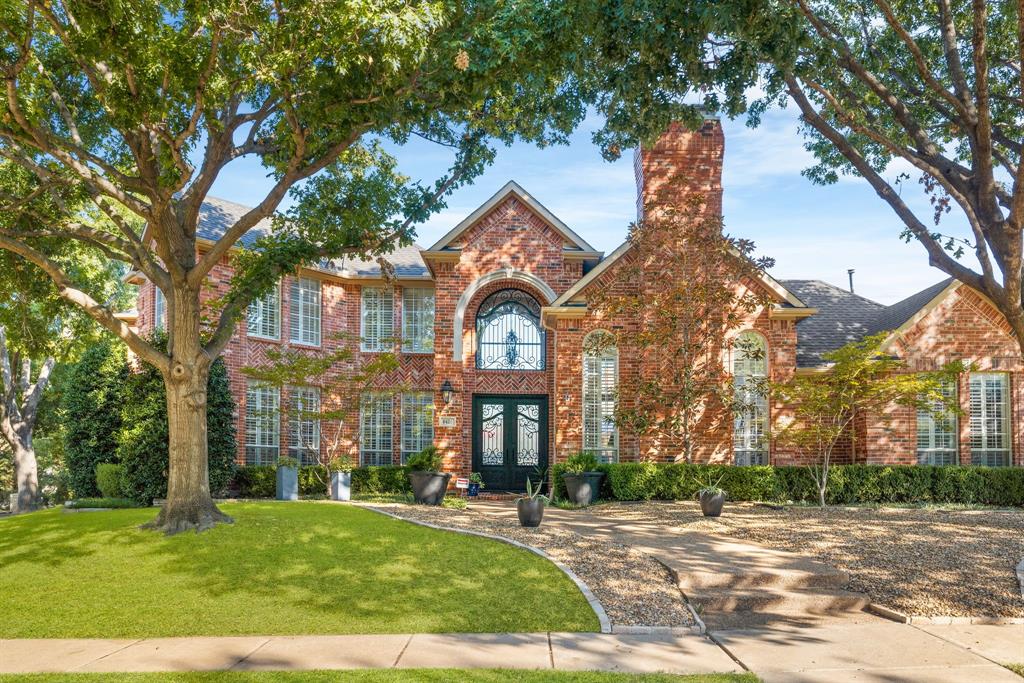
[772,333,965,506]
[0,1,585,532]
[588,184,775,462]
[242,333,401,494]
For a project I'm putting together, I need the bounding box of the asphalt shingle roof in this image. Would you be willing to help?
[863,278,954,337]
[196,197,430,278]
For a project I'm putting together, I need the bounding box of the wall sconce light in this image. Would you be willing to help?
[440,379,456,405]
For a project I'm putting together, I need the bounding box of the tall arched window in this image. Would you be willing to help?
[583,330,618,463]
[475,289,545,370]
[733,331,769,465]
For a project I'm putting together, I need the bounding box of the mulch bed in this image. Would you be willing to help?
[600,501,1024,618]
[368,503,694,629]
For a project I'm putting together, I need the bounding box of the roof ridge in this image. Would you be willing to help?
[778,278,885,308]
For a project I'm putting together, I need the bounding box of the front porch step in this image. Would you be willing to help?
[688,587,870,617]
[679,565,849,593]
[468,492,520,502]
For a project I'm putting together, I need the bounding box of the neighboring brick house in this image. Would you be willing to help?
[130,121,1023,489]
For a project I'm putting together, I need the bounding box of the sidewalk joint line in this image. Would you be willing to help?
[229,637,272,670]
[392,634,413,668]
[547,632,555,669]
[907,622,1009,669]
[705,631,751,673]
[70,638,142,671]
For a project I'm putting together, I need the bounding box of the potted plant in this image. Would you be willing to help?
[328,455,354,502]
[517,469,549,527]
[276,456,300,501]
[406,446,451,505]
[467,472,485,497]
[561,452,604,506]
[697,474,726,517]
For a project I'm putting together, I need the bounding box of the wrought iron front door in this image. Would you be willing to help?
[472,396,548,491]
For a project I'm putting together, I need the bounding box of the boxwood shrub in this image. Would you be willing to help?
[232,464,411,498]
[553,462,1024,506]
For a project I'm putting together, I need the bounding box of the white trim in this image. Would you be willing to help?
[451,268,557,362]
[428,180,596,253]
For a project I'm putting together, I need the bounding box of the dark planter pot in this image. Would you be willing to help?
[467,482,481,497]
[409,471,452,505]
[330,471,352,501]
[276,466,299,501]
[562,471,604,506]
[699,491,726,517]
[517,497,546,527]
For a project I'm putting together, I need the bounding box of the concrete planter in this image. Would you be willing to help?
[409,471,451,505]
[330,471,352,501]
[562,471,604,506]
[699,490,725,517]
[517,497,546,527]
[276,466,299,501]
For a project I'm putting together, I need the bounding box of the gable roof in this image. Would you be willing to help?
[426,180,598,254]
[864,278,956,337]
[194,196,430,280]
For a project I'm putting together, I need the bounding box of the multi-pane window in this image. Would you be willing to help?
[733,331,769,466]
[289,277,321,346]
[401,392,435,463]
[582,331,618,463]
[402,288,435,353]
[247,284,280,340]
[288,386,321,465]
[917,378,958,465]
[476,289,545,370]
[361,287,395,352]
[969,373,1011,466]
[360,392,394,466]
[154,287,166,332]
[245,381,280,465]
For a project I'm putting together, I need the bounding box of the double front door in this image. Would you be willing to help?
[472,395,548,491]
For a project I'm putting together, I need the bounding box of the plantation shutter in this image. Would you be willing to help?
[359,393,394,466]
[916,378,958,465]
[582,331,618,463]
[154,287,166,331]
[288,386,320,465]
[402,288,435,353]
[289,277,321,346]
[361,287,394,352]
[400,392,435,462]
[732,331,769,466]
[969,373,1011,466]
[245,382,280,465]
[247,284,280,339]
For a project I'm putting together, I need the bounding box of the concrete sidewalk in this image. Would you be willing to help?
[0,631,742,675]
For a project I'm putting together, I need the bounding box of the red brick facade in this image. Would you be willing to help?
[133,121,1022,482]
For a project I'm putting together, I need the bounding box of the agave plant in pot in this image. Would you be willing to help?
[696,474,726,517]
[406,446,451,505]
[517,469,549,527]
[560,451,604,506]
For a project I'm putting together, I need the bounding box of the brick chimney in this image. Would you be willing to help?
[634,119,724,220]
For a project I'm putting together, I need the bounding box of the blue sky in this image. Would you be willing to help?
[210,108,974,306]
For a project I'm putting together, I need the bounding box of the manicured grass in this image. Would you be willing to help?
[0,502,598,637]
[0,673,760,683]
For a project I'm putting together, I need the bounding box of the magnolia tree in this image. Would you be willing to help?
[773,333,965,506]
[581,0,1024,352]
[241,334,401,493]
[587,186,774,462]
[0,1,585,532]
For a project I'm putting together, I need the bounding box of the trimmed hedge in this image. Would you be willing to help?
[232,464,411,498]
[94,463,128,499]
[554,462,1024,507]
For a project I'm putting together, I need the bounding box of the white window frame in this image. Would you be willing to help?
[401,288,435,353]
[360,392,394,466]
[401,392,435,463]
[245,381,280,465]
[361,287,395,352]
[917,378,958,466]
[969,372,1011,466]
[288,385,321,465]
[289,277,321,346]
[247,283,281,340]
[732,331,769,466]
[582,330,619,463]
[154,286,166,332]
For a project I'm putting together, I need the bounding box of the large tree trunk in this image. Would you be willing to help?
[11,438,39,513]
[142,287,232,534]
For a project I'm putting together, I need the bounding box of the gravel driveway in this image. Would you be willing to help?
[367,503,694,629]
[600,501,1024,619]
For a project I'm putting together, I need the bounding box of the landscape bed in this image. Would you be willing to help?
[0,502,598,638]
[600,501,1024,618]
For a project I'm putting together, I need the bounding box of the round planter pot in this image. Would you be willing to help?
[562,471,604,506]
[408,471,452,505]
[699,491,725,517]
[517,497,546,527]
[330,471,352,502]
[467,482,480,497]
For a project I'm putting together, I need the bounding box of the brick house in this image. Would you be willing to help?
[129,121,1023,489]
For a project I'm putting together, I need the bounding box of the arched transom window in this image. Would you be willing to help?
[583,330,618,462]
[475,289,545,371]
[733,331,769,466]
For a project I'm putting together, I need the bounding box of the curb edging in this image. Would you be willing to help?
[364,506,613,634]
[868,602,1024,625]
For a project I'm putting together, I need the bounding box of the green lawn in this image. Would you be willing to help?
[0,673,759,683]
[0,502,598,637]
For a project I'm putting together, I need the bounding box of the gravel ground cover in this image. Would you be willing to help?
[599,501,1024,618]
[368,503,694,629]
